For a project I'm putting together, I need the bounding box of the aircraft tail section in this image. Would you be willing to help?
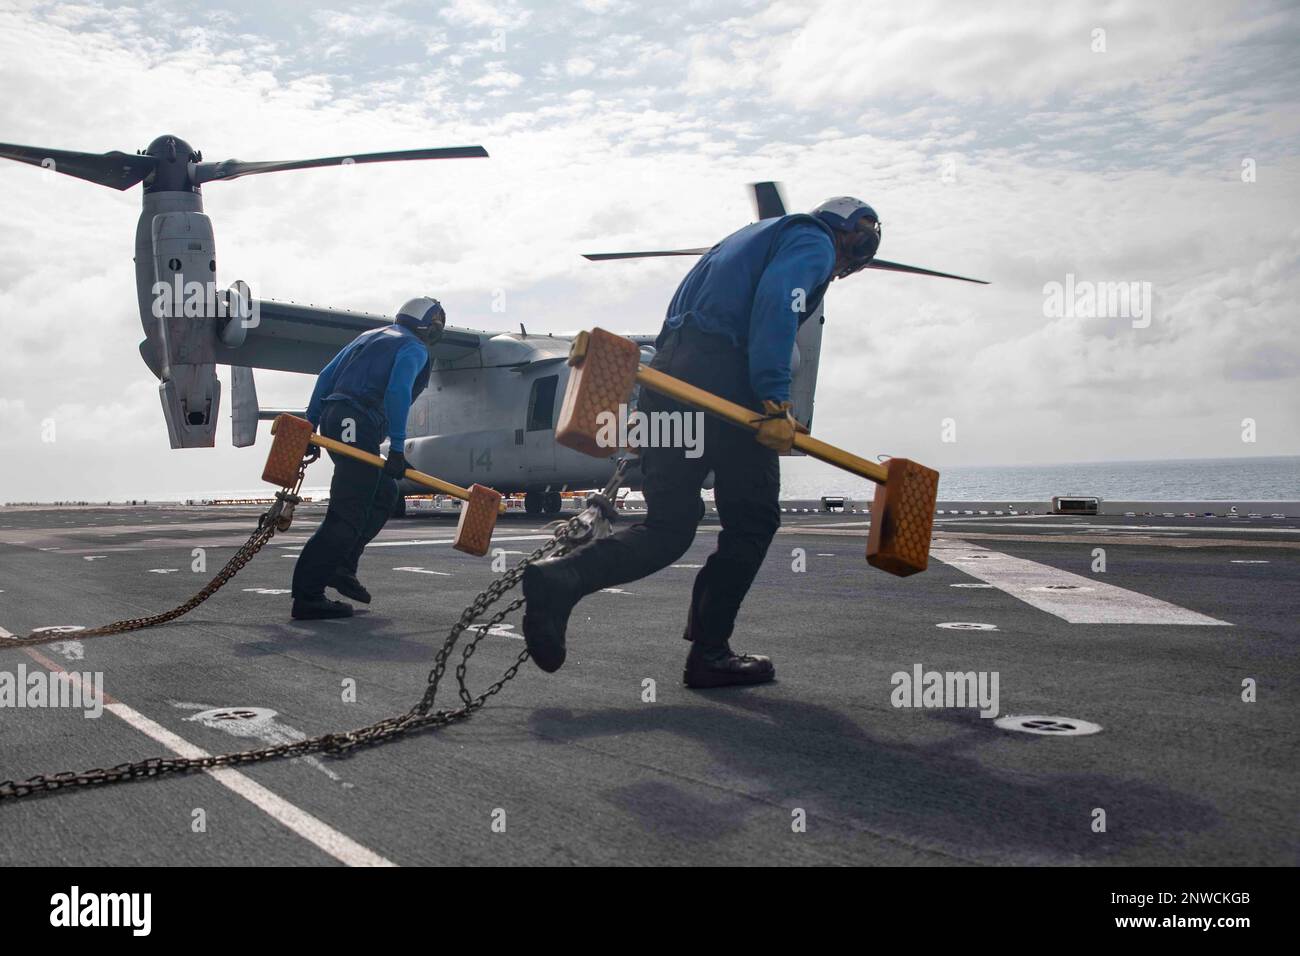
[789,304,824,431]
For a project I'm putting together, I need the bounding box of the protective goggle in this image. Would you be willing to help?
[855,217,881,243]
[834,218,882,278]
[417,320,444,345]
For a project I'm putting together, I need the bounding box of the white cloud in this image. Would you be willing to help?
[564,56,595,77]
[313,10,419,39]
[687,0,1284,107]
[471,62,524,88]
[438,0,531,29]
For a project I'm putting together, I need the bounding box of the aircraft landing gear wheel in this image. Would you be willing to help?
[392,496,407,518]
[544,491,563,515]
[524,491,543,516]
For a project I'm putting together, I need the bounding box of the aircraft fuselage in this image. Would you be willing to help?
[400,336,640,495]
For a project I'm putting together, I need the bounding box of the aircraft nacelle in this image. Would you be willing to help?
[134,190,222,448]
[1,132,491,452]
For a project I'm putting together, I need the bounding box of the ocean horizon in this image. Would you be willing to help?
[65,453,1297,506]
[777,454,1299,502]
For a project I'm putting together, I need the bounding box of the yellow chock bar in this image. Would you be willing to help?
[263,414,503,557]
[555,328,938,576]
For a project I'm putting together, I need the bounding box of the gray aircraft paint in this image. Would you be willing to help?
[135,188,222,448]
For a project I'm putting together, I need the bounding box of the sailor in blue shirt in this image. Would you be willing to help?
[290,297,444,620]
[522,198,884,686]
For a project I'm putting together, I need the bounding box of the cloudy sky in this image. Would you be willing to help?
[0,0,1297,501]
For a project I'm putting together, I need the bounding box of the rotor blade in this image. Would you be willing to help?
[865,258,989,284]
[0,143,156,191]
[192,145,489,184]
[750,181,788,219]
[583,248,711,261]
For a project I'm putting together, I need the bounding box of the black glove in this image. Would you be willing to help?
[301,423,321,464]
[383,450,407,479]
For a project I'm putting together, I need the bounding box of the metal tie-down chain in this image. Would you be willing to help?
[3,465,310,650]
[0,460,630,802]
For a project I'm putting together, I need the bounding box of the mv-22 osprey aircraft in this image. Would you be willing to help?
[0,135,985,515]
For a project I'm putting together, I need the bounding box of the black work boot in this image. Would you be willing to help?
[329,569,371,604]
[521,557,586,673]
[683,641,775,689]
[291,595,354,620]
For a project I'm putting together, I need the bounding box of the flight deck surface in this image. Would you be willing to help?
[1,504,1295,866]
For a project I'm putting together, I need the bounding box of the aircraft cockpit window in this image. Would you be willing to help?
[526,375,559,431]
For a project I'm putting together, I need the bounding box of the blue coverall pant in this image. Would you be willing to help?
[556,323,782,646]
[291,399,400,600]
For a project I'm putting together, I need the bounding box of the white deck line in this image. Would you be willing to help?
[930,540,1232,625]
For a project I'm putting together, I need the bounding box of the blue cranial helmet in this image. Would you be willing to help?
[395,296,446,345]
[812,197,881,278]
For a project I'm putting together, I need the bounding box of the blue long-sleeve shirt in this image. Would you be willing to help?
[664,215,836,402]
[305,324,430,452]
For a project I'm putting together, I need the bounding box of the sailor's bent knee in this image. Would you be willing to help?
[741,502,781,541]
[642,511,700,566]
